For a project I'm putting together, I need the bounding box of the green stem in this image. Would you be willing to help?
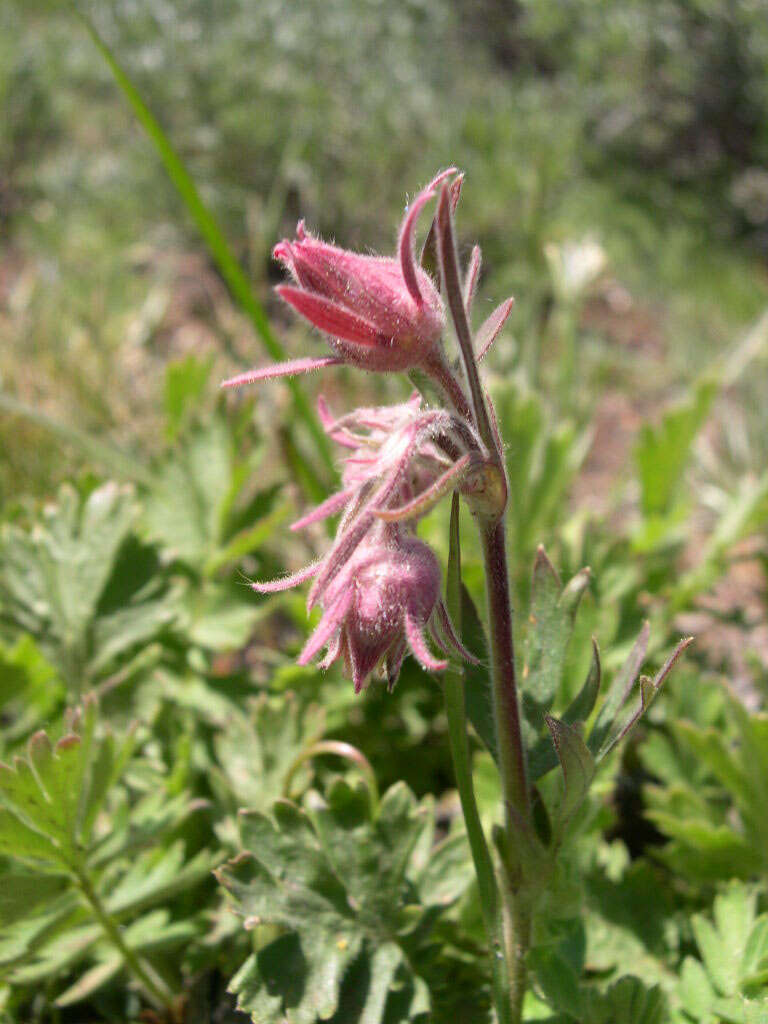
[479,518,532,1024]
[72,866,174,1012]
[445,496,511,1024]
[501,884,532,1024]
[284,740,379,814]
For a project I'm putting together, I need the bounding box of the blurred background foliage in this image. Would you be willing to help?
[1,0,768,1021]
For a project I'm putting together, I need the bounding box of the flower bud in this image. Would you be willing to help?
[294,533,476,693]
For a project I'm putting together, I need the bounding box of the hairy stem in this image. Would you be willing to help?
[435,187,497,454]
[481,521,530,827]
[73,866,174,1011]
[501,883,532,1024]
[444,496,511,1024]
[480,518,532,1023]
[424,351,474,424]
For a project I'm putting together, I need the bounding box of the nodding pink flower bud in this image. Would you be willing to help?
[220,170,459,389]
[295,534,477,692]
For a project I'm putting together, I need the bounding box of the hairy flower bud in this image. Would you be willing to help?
[297,533,476,692]
[221,170,458,389]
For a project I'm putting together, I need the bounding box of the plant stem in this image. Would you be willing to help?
[283,740,379,813]
[480,521,530,828]
[501,883,532,1023]
[444,496,511,1024]
[435,177,532,1019]
[73,866,174,1012]
[435,188,497,454]
[424,351,474,424]
[480,518,532,1024]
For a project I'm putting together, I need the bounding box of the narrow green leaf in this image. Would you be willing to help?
[635,376,717,516]
[522,548,590,729]
[588,622,650,757]
[460,584,497,762]
[545,715,595,830]
[75,9,333,475]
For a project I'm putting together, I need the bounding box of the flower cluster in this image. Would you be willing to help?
[252,395,479,691]
[224,168,514,691]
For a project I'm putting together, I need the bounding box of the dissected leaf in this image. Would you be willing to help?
[585,975,668,1024]
[214,692,325,812]
[0,485,179,690]
[219,782,467,1023]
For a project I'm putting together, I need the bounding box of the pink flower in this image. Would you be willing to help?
[249,395,482,690]
[296,531,476,692]
[221,169,459,388]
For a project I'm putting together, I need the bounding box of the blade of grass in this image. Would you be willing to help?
[0,392,154,487]
[74,8,334,484]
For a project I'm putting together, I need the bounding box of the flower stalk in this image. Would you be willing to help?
[230,168,530,1021]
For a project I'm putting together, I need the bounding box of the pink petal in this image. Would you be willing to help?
[316,396,359,449]
[221,356,342,389]
[385,637,407,691]
[348,636,388,694]
[307,509,376,609]
[298,590,353,665]
[318,630,342,671]
[405,611,447,673]
[475,297,515,362]
[290,488,355,532]
[277,285,385,348]
[251,561,320,593]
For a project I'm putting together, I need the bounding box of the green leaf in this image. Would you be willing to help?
[214,692,325,812]
[0,635,62,739]
[143,417,233,567]
[544,715,596,832]
[76,9,333,478]
[0,875,69,927]
[564,637,601,726]
[219,782,458,1022]
[522,549,590,728]
[588,621,649,757]
[183,586,265,650]
[585,976,668,1024]
[692,884,757,997]
[0,699,114,865]
[528,946,583,1017]
[0,485,176,690]
[634,376,717,517]
[104,843,218,918]
[163,355,214,441]
[528,639,601,784]
[415,832,473,909]
[678,956,716,1019]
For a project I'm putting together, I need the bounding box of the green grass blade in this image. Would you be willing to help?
[0,392,154,487]
[75,9,333,477]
